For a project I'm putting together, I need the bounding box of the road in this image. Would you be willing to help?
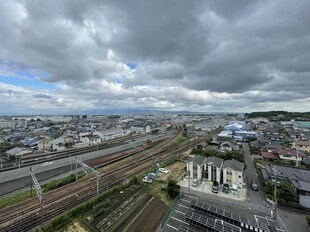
[242,143,267,208]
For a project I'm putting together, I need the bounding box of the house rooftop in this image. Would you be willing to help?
[205,156,223,168]
[192,155,206,166]
[295,140,310,146]
[222,160,244,171]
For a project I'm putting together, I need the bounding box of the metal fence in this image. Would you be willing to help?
[159,193,181,231]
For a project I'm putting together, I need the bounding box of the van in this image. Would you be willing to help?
[212,181,219,193]
[231,184,238,195]
[251,180,258,191]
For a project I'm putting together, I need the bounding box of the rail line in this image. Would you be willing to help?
[0,127,193,231]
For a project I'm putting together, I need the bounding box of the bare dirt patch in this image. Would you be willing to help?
[115,197,168,232]
[159,161,186,182]
[60,221,87,232]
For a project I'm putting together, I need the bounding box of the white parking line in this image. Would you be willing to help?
[181,199,190,203]
[175,209,185,215]
[183,194,199,200]
[178,204,189,209]
[167,224,178,230]
[171,216,190,225]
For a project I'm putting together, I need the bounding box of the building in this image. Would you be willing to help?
[219,141,238,151]
[294,140,310,152]
[80,134,102,145]
[188,155,223,184]
[270,148,306,162]
[0,121,16,129]
[202,157,223,183]
[5,147,32,158]
[264,165,310,208]
[222,160,244,188]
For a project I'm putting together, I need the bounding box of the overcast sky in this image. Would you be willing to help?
[1,0,310,115]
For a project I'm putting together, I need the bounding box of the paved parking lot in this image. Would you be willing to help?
[179,178,247,201]
[161,192,282,232]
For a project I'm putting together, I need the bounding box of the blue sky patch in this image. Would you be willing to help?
[126,63,137,70]
[0,60,55,90]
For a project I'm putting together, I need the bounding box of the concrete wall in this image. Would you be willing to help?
[300,195,310,208]
[0,165,73,196]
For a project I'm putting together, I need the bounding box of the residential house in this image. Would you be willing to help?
[264,165,310,208]
[202,157,223,183]
[219,141,238,151]
[37,137,52,151]
[270,148,306,162]
[189,155,205,181]
[260,151,280,161]
[188,155,223,183]
[80,134,102,145]
[50,136,66,151]
[222,160,244,188]
[301,157,310,169]
[294,140,310,153]
[5,147,32,158]
[20,137,38,149]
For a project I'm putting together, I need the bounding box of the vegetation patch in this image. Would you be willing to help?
[0,173,85,209]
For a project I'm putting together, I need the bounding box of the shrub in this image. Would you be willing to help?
[306,216,310,226]
[277,198,286,206]
[167,179,180,199]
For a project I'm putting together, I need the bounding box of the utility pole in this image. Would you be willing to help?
[29,167,44,225]
[188,149,191,195]
[75,156,78,181]
[273,166,277,220]
[76,158,102,195]
[296,147,299,167]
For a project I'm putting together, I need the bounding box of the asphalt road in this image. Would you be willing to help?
[242,143,266,208]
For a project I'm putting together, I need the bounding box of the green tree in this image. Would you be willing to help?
[167,179,180,199]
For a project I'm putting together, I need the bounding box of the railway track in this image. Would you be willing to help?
[0,134,148,172]
[0,127,192,231]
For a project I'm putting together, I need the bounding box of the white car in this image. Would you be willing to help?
[42,161,53,166]
[158,168,169,174]
[143,176,152,183]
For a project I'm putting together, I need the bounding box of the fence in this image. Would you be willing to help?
[159,194,181,231]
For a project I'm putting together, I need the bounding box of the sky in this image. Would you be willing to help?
[0,0,310,115]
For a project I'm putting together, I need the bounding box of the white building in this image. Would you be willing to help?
[0,121,16,129]
[188,155,223,183]
[145,126,151,134]
[222,160,244,188]
[80,134,102,145]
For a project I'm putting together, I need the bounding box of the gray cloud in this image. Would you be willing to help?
[32,93,52,99]
[0,0,310,113]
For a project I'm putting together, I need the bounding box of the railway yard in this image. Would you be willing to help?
[0,126,204,231]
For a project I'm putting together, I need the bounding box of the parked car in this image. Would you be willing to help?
[143,176,152,183]
[158,168,169,174]
[192,178,199,187]
[231,184,238,195]
[147,173,158,180]
[212,181,219,193]
[222,183,229,193]
[251,180,258,191]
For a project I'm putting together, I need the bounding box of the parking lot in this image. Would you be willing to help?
[178,178,248,201]
[161,193,283,232]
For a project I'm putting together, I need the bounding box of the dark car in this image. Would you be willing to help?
[251,180,258,191]
[212,181,219,193]
[222,183,229,193]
